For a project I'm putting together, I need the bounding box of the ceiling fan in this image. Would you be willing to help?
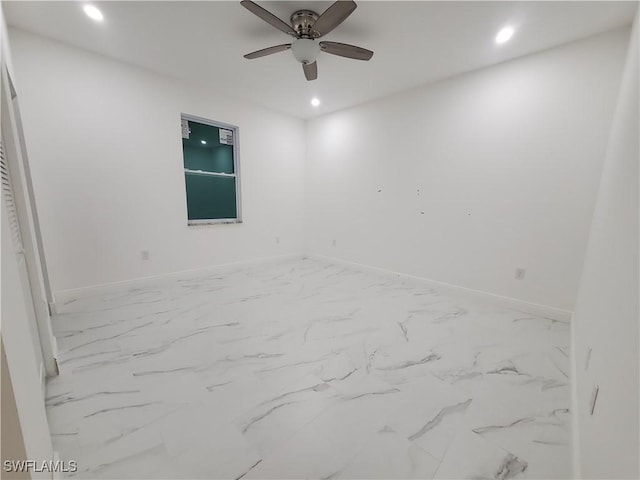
[241,0,374,81]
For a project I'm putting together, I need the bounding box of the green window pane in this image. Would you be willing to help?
[182,122,234,174]
[185,173,237,220]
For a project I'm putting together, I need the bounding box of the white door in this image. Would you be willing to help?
[1,65,58,382]
[0,139,45,377]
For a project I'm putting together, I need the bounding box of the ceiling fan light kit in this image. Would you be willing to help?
[291,39,320,64]
[241,0,374,81]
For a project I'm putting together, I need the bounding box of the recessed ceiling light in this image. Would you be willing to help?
[201,140,207,145]
[83,4,104,22]
[495,27,514,44]
[311,98,320,107]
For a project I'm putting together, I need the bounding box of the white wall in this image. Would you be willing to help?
[10,26,631,311]
[572,11,639,479]
[8,28,306,295]
[305,28,630,311]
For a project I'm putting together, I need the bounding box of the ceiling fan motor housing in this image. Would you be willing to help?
[290,10,320,37]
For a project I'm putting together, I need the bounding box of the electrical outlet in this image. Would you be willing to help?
[141,250,150,261]
[332,239,337,247]
[515,268,526,280]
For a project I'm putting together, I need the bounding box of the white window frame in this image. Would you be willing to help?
[181,113,242,226]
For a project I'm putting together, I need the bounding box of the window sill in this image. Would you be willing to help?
[188,219,242,226]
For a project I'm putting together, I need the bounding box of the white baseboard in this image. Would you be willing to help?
[54,252,305,304]
[305,253,573,322]
[54,251,572,322]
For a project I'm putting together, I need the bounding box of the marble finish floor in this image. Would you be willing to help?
[47,257,572,479]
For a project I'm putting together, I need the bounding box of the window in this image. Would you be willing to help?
[181,114,241,225]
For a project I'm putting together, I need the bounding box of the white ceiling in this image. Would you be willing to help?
[4,1,637,119]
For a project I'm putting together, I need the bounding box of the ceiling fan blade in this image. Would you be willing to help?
[240,0,297,37]
[320,41,373,60]
[244,44,291,59]
[312,0,357,37]
[303,61,318,81]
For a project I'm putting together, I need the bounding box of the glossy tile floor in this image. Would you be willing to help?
[47,257,572,479]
